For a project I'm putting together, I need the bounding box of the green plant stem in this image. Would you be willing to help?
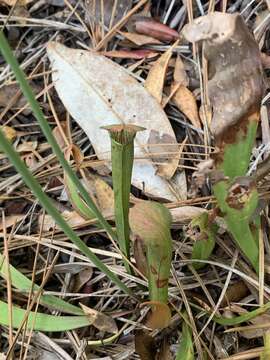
[0,30,116,242]
[103,125,144,274]
[0,128,132,296]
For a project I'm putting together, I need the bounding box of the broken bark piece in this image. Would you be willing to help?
[182,12,264,138]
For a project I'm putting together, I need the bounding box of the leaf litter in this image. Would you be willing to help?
[0,1,269,359]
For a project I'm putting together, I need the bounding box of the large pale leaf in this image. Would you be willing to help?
[47,42,186,201]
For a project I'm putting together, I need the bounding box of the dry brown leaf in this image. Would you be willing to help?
[174,55,189,86]
[170,206,207,224]
[102,49,157,59]
[182,12,264,138]
[52,123,68,149]
[1,125,17,142]
[120,31,161,46]
[145,42,177,104]
[40,211,86,232]
[80,303,118,334]
[135,330,156,360]
[173,85,201,129]
[72,267,93,293]
[142,301,171,330]
[0,215,24,231]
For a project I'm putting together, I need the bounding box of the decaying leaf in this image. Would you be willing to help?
[85,0,132,28]
[182,12,264,138]
[135,16,179,42]
[145,42,177,104]
[47,42,187,201]
[135,330,156,360]
[80,303,118,334]
[172,85,201,129]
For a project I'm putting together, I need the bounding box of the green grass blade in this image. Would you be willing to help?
[66,175,96,220]
[103,125,144,273]
[0,128,132,295]
[212,301,270,326]
[0,253,83,315]
[0,300,91,332]
[0,30,116,242]
[176,315,194,360]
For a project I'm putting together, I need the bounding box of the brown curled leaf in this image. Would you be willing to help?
[135,16,179,42]
[182,12,264,138]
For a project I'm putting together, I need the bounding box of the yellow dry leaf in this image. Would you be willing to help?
[173,85,201,129]
[1,125,17,142]
[94,176,114,217]
[145,41,178,104]
[174,55,189,86]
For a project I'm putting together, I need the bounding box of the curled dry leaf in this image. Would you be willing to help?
[145,42,177,104]
[47,42,187,201]
[80,303,118,334]
[182,12,264,138]
[135,16,179,42]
